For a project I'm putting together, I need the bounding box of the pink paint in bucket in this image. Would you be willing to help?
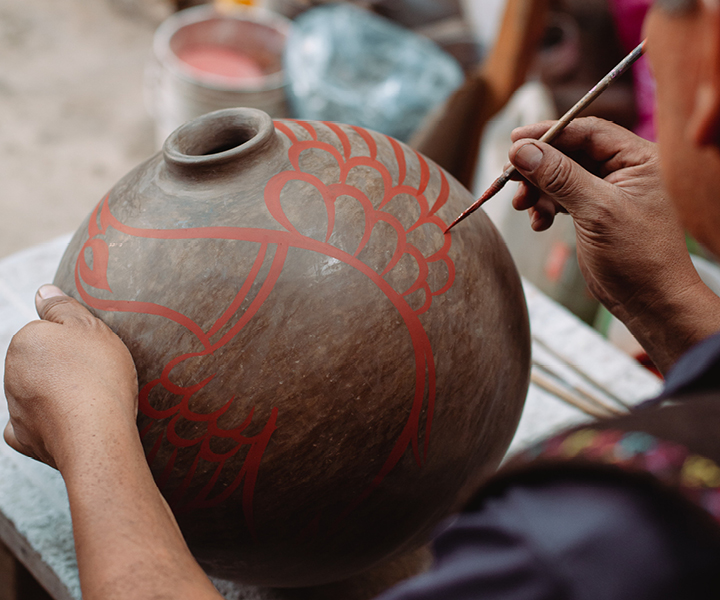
[147,5,291,146]
[176,45,265,82]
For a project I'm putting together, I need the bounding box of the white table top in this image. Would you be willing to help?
[0,235,662,599]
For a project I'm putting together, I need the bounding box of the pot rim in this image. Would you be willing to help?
[163,107,276,171]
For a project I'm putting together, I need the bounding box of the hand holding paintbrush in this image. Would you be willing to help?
[445,39,647,233]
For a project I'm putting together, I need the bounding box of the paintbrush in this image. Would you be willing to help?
[445,39,647,233]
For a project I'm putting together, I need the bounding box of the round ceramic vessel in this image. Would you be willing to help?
[54,108,530,587]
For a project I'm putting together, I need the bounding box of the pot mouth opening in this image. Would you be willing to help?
[181,126,255,156]
[163,108,275,170]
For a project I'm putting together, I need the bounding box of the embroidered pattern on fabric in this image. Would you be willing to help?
[522,428,720,522]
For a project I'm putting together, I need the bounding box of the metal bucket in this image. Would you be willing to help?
[147,5,291,147]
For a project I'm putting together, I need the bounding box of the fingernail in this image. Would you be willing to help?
[514,143,543,172]
[37,285,66,300]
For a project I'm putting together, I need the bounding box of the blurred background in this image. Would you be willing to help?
[2,0,718,373]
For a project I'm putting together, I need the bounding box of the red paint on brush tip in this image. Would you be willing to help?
[445,180,503,233]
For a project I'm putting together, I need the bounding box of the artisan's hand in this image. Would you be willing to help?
[509,117,720,373]
[3,285,223,600]
[4,284,137,469]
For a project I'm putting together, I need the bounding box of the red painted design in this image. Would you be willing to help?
[74,121,455,537]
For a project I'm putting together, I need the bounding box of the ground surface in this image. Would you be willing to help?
[0,0,172,259]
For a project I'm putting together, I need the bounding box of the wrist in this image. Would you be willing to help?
[53,407,141,476]
[620,280,720,374]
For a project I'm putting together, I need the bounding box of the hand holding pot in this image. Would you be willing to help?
[4,285,138,470]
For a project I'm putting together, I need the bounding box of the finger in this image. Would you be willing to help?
[35,285,95,325]
[3,421,32,459]
[3,421,56,468]
[514,117,646,164]
[509,140,613,215]
[3,421,22,454]
[511,121,555,143]
[35,285,66,315]
[529,197,558,232]
[512,181,540,211]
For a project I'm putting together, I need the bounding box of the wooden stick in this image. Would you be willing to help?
[531,367,616,420]
[532,336,633,410]
[532,359,626,416]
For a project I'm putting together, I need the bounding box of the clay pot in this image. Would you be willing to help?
[54,108,530,587]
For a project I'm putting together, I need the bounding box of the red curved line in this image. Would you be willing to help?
[428,168,449,217]
[77,239,113,292]
[329,183,407,265]
[323,121,351,160]
[333,348,430,527]
[76,261,211,348]
[414,283,432,316]
[171,452,202,505]
[264,171,337,239]
[211,245,288,349]
[291,120,318,140]
[207,405,256,441]
[148,247,287,403]
[236,407,278,536]
[425,219,452,259]
[197,437,245,462]
[139,380,177,421]
[91,201,297,246]
[340,157,394,203]
[325,183,373,256]
[158,447,178,489]
[351,126,377,159]
[288,140,344,173]
[401,245,430,296]
[283,236,435,476]
[206,243,268,337]
[431,257,456,296]
[87,199,103,238]
[184,407,278,539]
[273,121,297,143]
[177,391,234,425]
[325,202,336,243]
[383,185,430,215]
[187,461,227,510]
[381,186,432,237]
[140,420,154,439]
[147,429,165,464]
[263,173,302,235]
[167,414,205,448]
[415,151,430,195]
[159,368,214,397]
[388,137,407,185]
[370,212,407,274]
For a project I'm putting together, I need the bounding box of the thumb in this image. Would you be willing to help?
[35,285,93,324]
[509,140,608,213]
[3,421,24,455]
[4,421,55,468]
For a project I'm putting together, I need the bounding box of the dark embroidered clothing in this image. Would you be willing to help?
[378,333,720,600]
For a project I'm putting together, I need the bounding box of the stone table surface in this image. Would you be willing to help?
[0,235,663,600]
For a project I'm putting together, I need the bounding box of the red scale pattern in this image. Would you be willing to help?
[74,120,456,538]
